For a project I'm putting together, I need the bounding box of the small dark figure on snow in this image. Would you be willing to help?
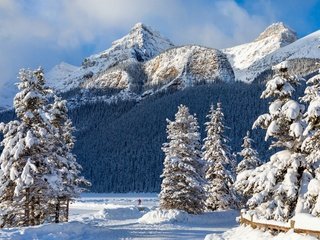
[137,199,142,205]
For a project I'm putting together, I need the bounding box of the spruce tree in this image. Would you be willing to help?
[0,68,56,227]
[301,68,320,216]
[203,103,238,211]
[236,131,261,174]
[234,131,261,207]
[238,62,306,221]
[49,96,89,222]
[159,105,205,214]
[0,68,89,227]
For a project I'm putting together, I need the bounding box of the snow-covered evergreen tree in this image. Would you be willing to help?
[237,62,306,221]
[301,68,320,216]
[203,103,238,211]
[236,131,261,174]
[159,105,205,214]
[48,96,89,222]
[0,68,56,227]
[0,68,88,227]
[234,131,261,207]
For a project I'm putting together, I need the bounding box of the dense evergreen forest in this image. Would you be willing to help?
[0,82,305,192]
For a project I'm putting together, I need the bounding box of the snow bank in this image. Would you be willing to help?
[0,222,113,240]
[138,209,188,224]
[205,226,317,240]
[95,204,145,220]
[292,213,320,231]
[138,209,239,226]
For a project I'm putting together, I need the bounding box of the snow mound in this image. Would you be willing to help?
[95,204,145,220]
[205,226,317,240]
[138,209,189,224]
[138,209,239,226]
[0,222,113,240]
[292,213,320,231]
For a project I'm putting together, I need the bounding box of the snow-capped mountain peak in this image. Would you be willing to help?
[223,22,298,81]
[47,23,174,92]
[255,22,297,45]
[110,22,174,60]
[87,22,174,64]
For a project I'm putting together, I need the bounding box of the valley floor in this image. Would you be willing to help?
[0,193,317,240]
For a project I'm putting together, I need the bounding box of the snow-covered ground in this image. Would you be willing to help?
[0,193,238,240]
[0,193,317,240]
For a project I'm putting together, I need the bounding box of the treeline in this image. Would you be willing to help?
[0,82,304,192]
[71,82,270,192]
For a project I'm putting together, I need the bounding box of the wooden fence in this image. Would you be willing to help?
[239,212,320,239]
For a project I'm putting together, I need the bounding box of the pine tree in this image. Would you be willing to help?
[301,68,320,216]
[236,131,261,174]
[238,63,306,221]
[203,103,238,211]
[159,105,205,214]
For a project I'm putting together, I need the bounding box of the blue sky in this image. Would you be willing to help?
[0,0,319,90]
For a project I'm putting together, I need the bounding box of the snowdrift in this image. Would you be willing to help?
[139,209,239,226]
[95,204,145,220]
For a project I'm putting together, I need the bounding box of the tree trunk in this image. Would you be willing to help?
[55,198,60,223]
[66,199,69,222]
[30,196,35,226]
[25,188,30,226]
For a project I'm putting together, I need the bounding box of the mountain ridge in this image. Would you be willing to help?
[1,22,320,110]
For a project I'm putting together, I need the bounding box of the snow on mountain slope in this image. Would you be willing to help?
[46,62,79,89]
[2,22,320,110]
[0,81,16,110]
[83,45,234,93]
[240,30,320,82]
[223,22,297,80]
[47,23,174,92]
[144,45,234,90]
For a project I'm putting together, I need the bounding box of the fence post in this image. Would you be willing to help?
[290,220,295,229]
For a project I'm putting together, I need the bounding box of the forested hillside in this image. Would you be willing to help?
[0,82,305,192]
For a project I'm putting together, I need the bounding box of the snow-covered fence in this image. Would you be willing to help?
[239,212,320,239]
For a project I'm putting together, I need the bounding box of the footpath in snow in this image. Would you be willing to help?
[0,193,317,240]
[0,193,237,240]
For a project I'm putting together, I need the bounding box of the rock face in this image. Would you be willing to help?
[144,45,234,90]
[82,45,234,93]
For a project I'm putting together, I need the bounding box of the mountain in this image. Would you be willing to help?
[1,22,320,192]
[46,23,174,92]
[47,21,320,97]
[0,81,17,110]
[224,22,320,83]
[144,45,234,90]
[223,22,297,81]
[243,29,320,82]
[1,22,320,110]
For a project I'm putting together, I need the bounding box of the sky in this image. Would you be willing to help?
[0,0,319,91]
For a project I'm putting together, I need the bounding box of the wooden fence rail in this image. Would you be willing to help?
[239,212,320,239]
